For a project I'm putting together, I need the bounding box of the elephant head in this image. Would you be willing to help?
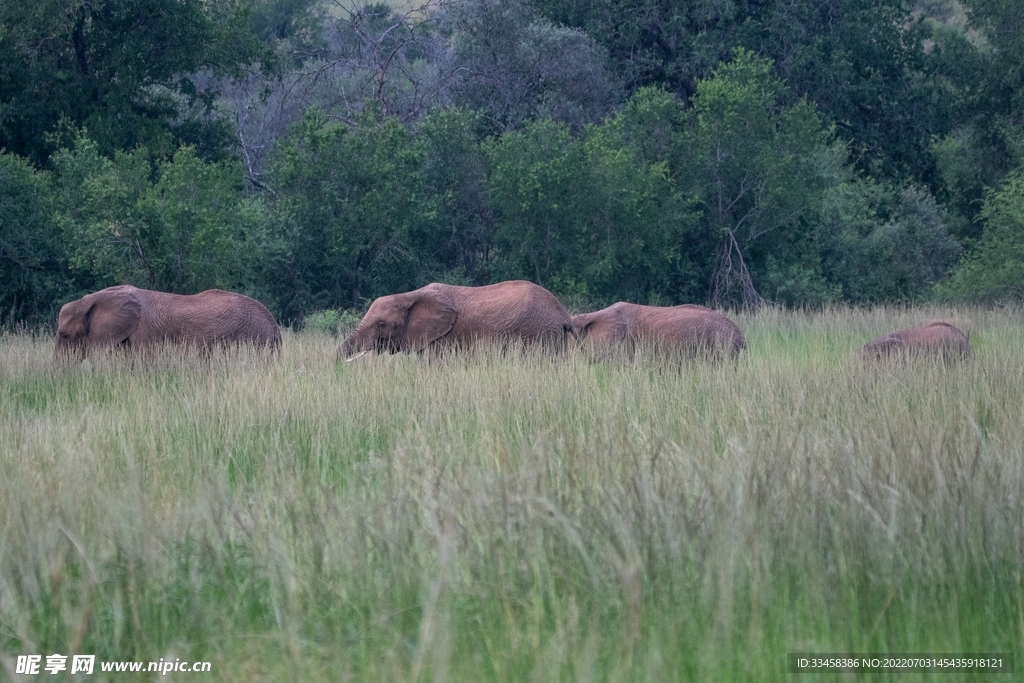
[56,286,141,358]
[571,308,628,348]
[340,286,458,358]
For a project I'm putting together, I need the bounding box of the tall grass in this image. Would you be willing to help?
[1,307,1022,681]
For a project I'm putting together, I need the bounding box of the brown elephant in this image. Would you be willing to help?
[338,280,575,358]
[860,322,972,360]
[55,285,281,358]
[571,302,746,359]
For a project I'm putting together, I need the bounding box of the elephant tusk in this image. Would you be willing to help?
[345,350,369,362]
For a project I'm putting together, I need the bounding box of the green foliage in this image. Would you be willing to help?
[3,0,1023,324]
[0,152,66,326]
[940,170,1024,302]
[676,49,844,307]
[483,119,582,285]
[483,106,692,305]
[442,0,619,132]
[0,0,265,165]
[250,0,324,44]
[822,181,961,303]
[265,109,435,321]
[302,308,363,336]
[302,309,340,335]
[53,136,261,294]
[769,0,941,183]
[417,108,496,285]
[574,122,690,303]
[604,86,684,167]
[529,0,941,182]
[929,0,1024,236]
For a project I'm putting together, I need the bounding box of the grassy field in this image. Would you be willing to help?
[1,306,1022,681]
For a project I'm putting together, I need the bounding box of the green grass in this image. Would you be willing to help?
[1,307,1022,681]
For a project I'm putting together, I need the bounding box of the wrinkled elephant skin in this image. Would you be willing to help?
[571,302,746,359]
[860,322,972,360]
[339,280,575,358]
[55,285,281,358]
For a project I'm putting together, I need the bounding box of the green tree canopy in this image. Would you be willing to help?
[484,110,690,305]
[0,152,65,326]
[675,50,845,306]
[528,0,941,183]
[53,136,262,294]
[264,108,435,321]
[940,170,1024,302]
[0,0,265,165]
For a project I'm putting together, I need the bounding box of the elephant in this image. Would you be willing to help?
[571,302,746,359]
[859,322,972,361]
[338,280,576,358]
[55,285,281,358]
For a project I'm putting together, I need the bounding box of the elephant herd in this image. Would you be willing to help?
[54,281,974,362]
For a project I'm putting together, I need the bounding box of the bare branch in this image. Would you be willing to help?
[710,228,765,309]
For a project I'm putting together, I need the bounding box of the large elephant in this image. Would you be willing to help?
[55,285,281,358]
[571,302,746,359]
[860,322,972,360]
[338,280,575,358]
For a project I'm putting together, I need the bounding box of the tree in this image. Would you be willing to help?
[0,152,68,326]
[483,101,691,305]
[484,119,582,286]
[53,136,262,294]
[219,0,446,189]
[438,0,619,133]
[250,0,325,45]
[264,108,435,321]
[930,0,1024,240]
[676,50,844,307]
[821,181,961,303]
[530,0,944,183]
[940,170,1024,302]
[570,111,692,304]
[417,107,496,285]
[0,0,265,165]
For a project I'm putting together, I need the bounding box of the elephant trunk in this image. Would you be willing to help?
[338,336,358,360]
[338,327,370,360]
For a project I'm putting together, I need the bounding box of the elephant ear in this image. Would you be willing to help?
[590,310,628,343]
[401,289,457,352]
[573,315,595,338]
[87,287,142,346]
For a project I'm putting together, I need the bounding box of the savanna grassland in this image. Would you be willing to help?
[1,307,1022,682]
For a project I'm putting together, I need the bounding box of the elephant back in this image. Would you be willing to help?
[860,322,971,360]
[444,280,573,348]
[133,288,281,348]
[636,303,746,358]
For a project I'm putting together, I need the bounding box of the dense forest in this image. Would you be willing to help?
[2,0,1022,327]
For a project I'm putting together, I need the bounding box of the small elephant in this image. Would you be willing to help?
[860,322,972,361]
[338,280,575,358]
[56,285,281,358]
[571,302,746,359]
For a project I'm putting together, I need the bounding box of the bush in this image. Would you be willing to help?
[0,152,68,327]
[822,182,960,303]
[940,170,1024,302]
[53,136,261,295]
[302,309,363,336]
